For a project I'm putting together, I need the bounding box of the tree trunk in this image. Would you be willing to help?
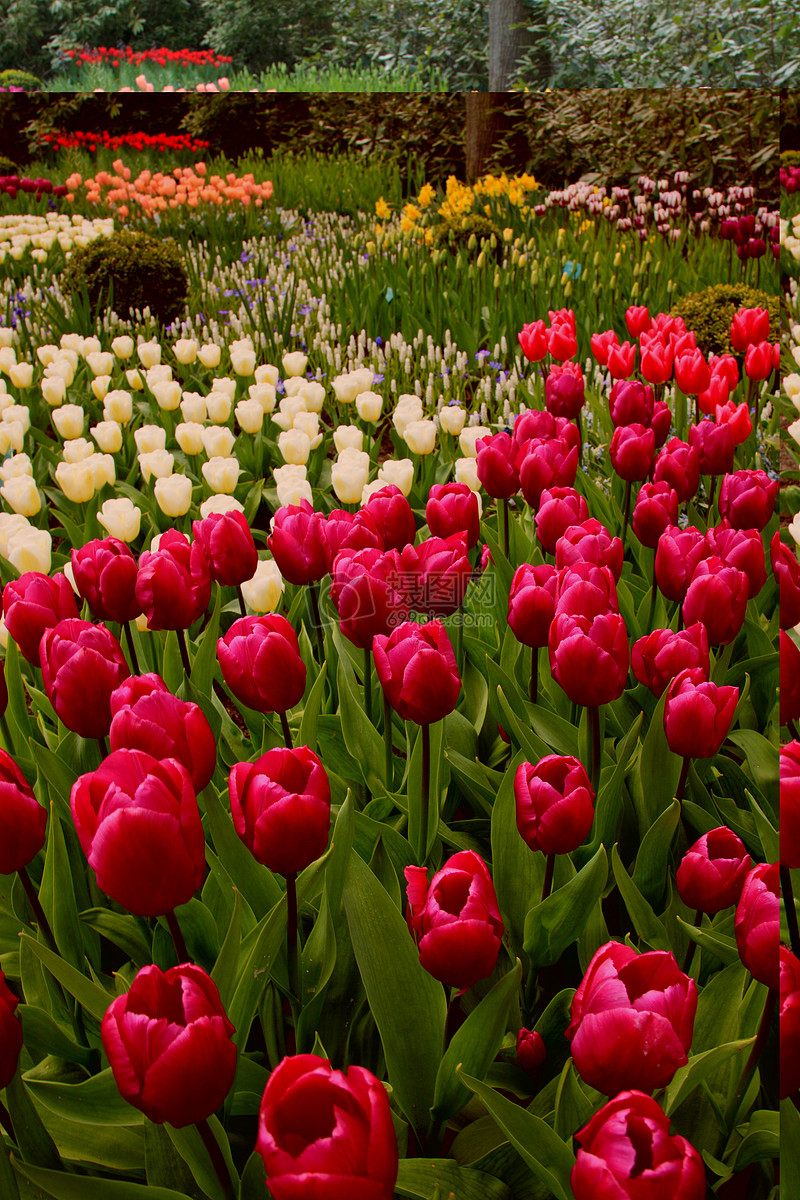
[465,93,502,184]
[489,0,535,91]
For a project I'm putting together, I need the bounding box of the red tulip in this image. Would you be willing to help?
[606,340,637,380]
[744,341,774,382]
[555,518,624,582]
[674,348,711,395]
[608,379,654,427]
[772,532,800,629]
[426,483,481,549]
[781,630,800,726]
[0,969,22,1089]
[780,947,800,1098]
[404,850,503,989]
[718,470,778,531]
[405,533,472,617]
[191,510,258,587]
[548,608,629,707]
[136,530,211,631]
[734,862,779,989]
[71,537,141,623]
[229,745,330,876]
[688,419,734,476]
[625,305,651,338]
[363,484,416,551]
[640,338,674,386]
[544,361,585,419]
[554,562,619,619]
[3,571,80,665]
[590,329,618,368]
[571,1090,705,1200]
[654,525,711,603]
[697,372,732,418]
[632,482,679,548]
[217,614,306,714]
[707,522,766,599]
[102,963,236,1126]
[730,307,771,353]
[516,1028,546,1073]
[267,500,328,585]
[609,422,655,481]
[534,486,589,555]
[780,740,800,869]
[663,668,738,759]
[71,748,206,916]
[514,754,594,854]
[675,827,751,913]
[567,942,697,1094]
[40,618,130,739]
[109,676,216,792]
[715,399,752,445]
[653,438,700,503]
[476,431,520,499]
[682,556,749,646]
[547,321,577,361]
[323,508,383,562]
[329,547,409,649]
[507,562,557,648]
[256,1055,398,1200]
[518,319,548,362]
[373,619,460,725]
[631,624,710,697]
[0,748,46,874]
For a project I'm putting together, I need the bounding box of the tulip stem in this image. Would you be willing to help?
[195,1118,235,1200]
[419,722,431,863]
[647,553,658,632]
[707,474,718,520]
[541,853,555,903]
[587,705,601,793]
[166,909,189,963]
[781,866,800,960]
[722,985,777,1140]
[530,646,538,705]
[308,582,325,663]
[444,991,461,1049]
[176,628,192,677]
[0,1097,14,1143]
[285,872,300,1004]
[383,692,393,787]
[501,499,510,559]
[0,713,12,753]
[279,711,293,750]
[675,756,691,805]
[363,646,373,724]
[235,584,246,618]
[17,867,56,950]
[621,480,632,551]
[682,909,703,975]
[122,621,140,674]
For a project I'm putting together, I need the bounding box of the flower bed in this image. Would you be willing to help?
[0,156,787,1200]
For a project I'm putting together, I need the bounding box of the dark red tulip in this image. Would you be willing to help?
[632,482,679,549]
[544,361,585,419]
[323,508,383,564]
[191,510,258,587]
[256,1055,398,1200]
[688,419,735,477]
[555,518,624,582]
[663,668,738,759]
[548,608,629,707]
[136,530,211,631]
[781,630,800,726]
[772,532,800,629]
[229,745,330,876]
[609,423,655,482]
[0,969,22,1089]
[267,500,328,585]
[3,571,80,665]
[518,437,579,508]
[329,547,408,649]
[567,942,697,1095]
[109,677,216,792]
[631,624,710,697]
[373,619,460,725]
[40,618,130,739]
[654,525,711,603]
[71,537,142,623]
[554,562,619,619]
[507,562,557,648]
[516,1028,546,1073]
[217,614,306,714]
[675,827,752,914]
[0,748,46,874]
[476,431,520,499]
[608,379,654,427]
[718,470,778,532]
[404,850,503,989]
[71,748,206,916]
[426,482,481,549]
[781,740,800,869]
[734,862,779,989]
[682,556,749,646]
[363,484,416,551]
[102,963,236,1126]
[534,486,589,555]
[653,438,700,503]
[780,947,800,1099]
[707,522,766,599]
[514,754,595,854]
[403,533,472,618]
[571,1090,705,1200]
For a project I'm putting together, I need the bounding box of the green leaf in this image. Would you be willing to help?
[5,1072,62,1170]
[631,798,681,908]
[676,916,740,966]
[0,1141,19,1200]
[457,1069,576,1200]
[611,845,671,952]
[211,888,242,1011]
[395,1158,512,1199]
[726,729,778,799]
[491,750,541,958]
[13,1156,193,1200]
[636,687,681,833]
[37,805,85,970]
[553,1060,594,1142]
[24,1068,142,1126]
[227,896,286,1054]
[189,581,221,699]
[337,650,385,791]
[21,933,112,1021]
[17,1005,94,1067]
[408,719,447,863]
[5,638,35,748]
[144,1121,203,1198]
[495,684,552,763]
[733,1109,779,1171]
[299,660,327,753]
[432,961,522,1122]
[205,783,282,916]
[342,850,446,1138]
[166,1118,237,1200]
[79,908,151,966]
[745,789,779,863]
[33,742,78,822]
[780,1100,800,1200]
[662,1039,754,1117]
[524,845,608,967]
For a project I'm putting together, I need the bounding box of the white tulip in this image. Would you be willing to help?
[133,424,167,454]
[0,453,31,482]
[235,398,264,434]
[201,426,236,458]
[332,447,370,504]
[98,497,141,542]
[173,338,198,365]
[55,460,95,503]
[377,457,414,496]
[91,421,123,453]
[242,558,285,613]
[403,419,437,455]
[180,392,207,423]
[249,381,276,413]
[85,350,114,376]
[205,390,232,423]
[459,425,492,457]
[274,464,312,507]
[112,335,135,359]
[154,473,193,516]
[175,422,206,455]
[199,494,245,519]
[197,342,222,369]
[52,404,84,439]
[41,375,67,406]
[278,428,312,465]
[104,389,133,425]
[356,390,383,421]
[454,456,481,492]
[137,339,162,367]
[298,380,325,412]
[255,363,279,386]
[282,351,308,378]
[202,456,240,494]
[138,449,175,481]
[439,404,466,436]
[5,525,51,573]
[333,425,363,454]
[63,437,94,463]
[151,380,182,412]
[392,394,424,436]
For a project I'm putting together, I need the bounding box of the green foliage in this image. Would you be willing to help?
[0,68,42,89]
[200,0,334,73]
[671,283,779,356]
[61,229,188,327]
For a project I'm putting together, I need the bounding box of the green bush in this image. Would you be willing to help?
[62,229,188,327]
[0,68,42,89]
[671,283,779,357]
[428,213,501,254]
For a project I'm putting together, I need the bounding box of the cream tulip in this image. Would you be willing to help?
[199,494,245,519]
[332,447,370,504]
[249,381,276,413]
[454,456,481,492]
[9,362,33,389]
[91,375,111,402]
[274,464,312,507]
[255,364,279,386]
[112,335,135,359]
[3,405,29,433]
[278,428,312,465]
[41,375,67,406]
[205,390,232,423]
[0,513,30,557]
[175,422,205,455]
[282,351,308,378]
[242,558,285,613]
[332,368,373,404]
[173,338,198,365]
[98,496,141,542]
[55,459,95,503]
[377,457,414,496]
[293,411,322,448]
[85,350,114,376]
[231,347,256,376]
[88,453,116,490]
[459,425,492,457]
[439,404,466,436]
[63,437,94,463]
[52,404,85,440]
[403,419,437,455]
[104,389,133,425]
[0,422,24,455]
[271,395,307,431]
[81,336,101,357]
[356,390,383,422]
[151,380,182,412]
[392,395,424,436]
[211,376,237,400]
[146,365,173,387]
[297,380,325,412]
[5,526,51,574]
[125,369,144,391]
[202,456,240,494]
[91,421,123,453]
[154,473,193,517]
[138,449,175,482]
[201,426,236,459]
[37,344,59,367]
[0,348,16,374]
[0,453,31,482]
[333,425,363,453]
[235,398,264,434]
[133,424,167,454]
[180,392,207,423]
[197,343,222,369]
[283,377,307,398]
[47,357,75,385]
[137,339,161,368]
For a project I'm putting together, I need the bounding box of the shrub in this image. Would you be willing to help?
[428,213,501,254]
[671,283,779,357]
[0,68,42,90]
[62,229,188,327]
